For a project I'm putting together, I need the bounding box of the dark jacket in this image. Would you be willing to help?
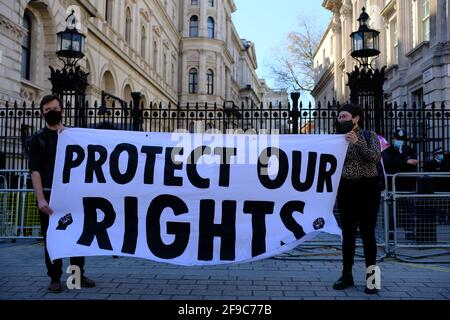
[424,155,450,192]
[382,144,417,191]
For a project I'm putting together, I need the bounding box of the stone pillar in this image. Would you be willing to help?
[340,1,352,101]
[434,0,446,43]
[199,50,206,95]
[217,0,222,41]
[397,0,412,68]
[447,0,450,41]
[200,0,207,37]
[332,10,343,102]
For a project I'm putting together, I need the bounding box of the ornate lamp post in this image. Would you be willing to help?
[49,10,88,127]
[348,7,386,134]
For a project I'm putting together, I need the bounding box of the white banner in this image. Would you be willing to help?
[47,128,348,266]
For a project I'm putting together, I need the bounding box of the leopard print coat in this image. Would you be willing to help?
[341,127,381,180]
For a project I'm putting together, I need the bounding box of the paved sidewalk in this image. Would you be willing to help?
[0,239,449,300]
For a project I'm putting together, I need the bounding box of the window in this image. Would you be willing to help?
[207,69,214,95]
[412,88,424,107]
[105,0,113,23]
[208,0,214,6]
[207,17,215,39]
[21,12,31,80]
[422,0,430,41]
[189,69,198,94]
[389,18,398,65]
[141,26,146,58]
[191,0,198,5]
[125,7,132,43]
[189,16,199,37]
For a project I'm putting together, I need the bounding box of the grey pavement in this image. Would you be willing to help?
[0,239,449,300]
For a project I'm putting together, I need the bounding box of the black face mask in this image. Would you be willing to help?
[44,110,62,126]
[336,120,354,134]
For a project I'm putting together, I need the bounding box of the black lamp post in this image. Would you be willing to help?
[56,10,86,69]
[350,7,380,70]
[347,7,386,134]
[49,10,89,128]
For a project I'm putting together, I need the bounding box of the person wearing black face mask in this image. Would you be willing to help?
[28,95,96,293]
[333,103,382,295]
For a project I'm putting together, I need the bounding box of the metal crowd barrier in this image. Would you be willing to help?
[390,172,450,263]
[0,169,41,239]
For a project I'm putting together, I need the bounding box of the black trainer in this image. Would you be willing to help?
[333,274,354,290]
[48,281,62,293]
[81,276,96,288]
[364,286,379,294]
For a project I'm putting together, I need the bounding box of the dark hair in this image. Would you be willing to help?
[338,103,365,128]
[39,95,63,112]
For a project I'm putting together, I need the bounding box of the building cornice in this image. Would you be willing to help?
[311,63,334,97]
[0,13,26,40]
[77,0,100,17]
[323,0,342,11]
[380,0,397,18]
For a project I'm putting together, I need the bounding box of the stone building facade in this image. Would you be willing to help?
[312,0,450,107]
[0,0,281,107]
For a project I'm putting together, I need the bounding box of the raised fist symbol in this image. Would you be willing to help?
[56,213,73,231]
[313,217,325,230]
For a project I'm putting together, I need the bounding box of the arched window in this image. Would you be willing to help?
[191,0,199,5]
[208,0,214,7]
[207,69,214,95]
[125,7,132,43]
[123,84,132,105]
[141,26,146,58]
[207,17,215,39]
[189,16,199,37]
[105,0,113,23]
[189,69,198,94]
[21,12,32,80]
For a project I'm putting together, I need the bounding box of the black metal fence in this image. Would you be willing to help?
[0,98,449,170]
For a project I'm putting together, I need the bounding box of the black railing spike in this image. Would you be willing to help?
[31,100,35,109]
[393,101,398,109]
[186,102,189,109]
[94,100,98,108]
[5,101,8,108]
[214,102,217,109]
[278,101,281,109]
[431,101,436,109]
[403,102,407,109]
[22,101,26,108]
[205,102,208,108]
[261,102,264,109]
[269,101,273,109]
[112,100,116,108]
[412,101,417,109]
[159,102,162,109]
[441,101,445,109]
[241,101,245,109]
[308,101,312,109]
[14,100,18,108]
[195,102,199,109]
